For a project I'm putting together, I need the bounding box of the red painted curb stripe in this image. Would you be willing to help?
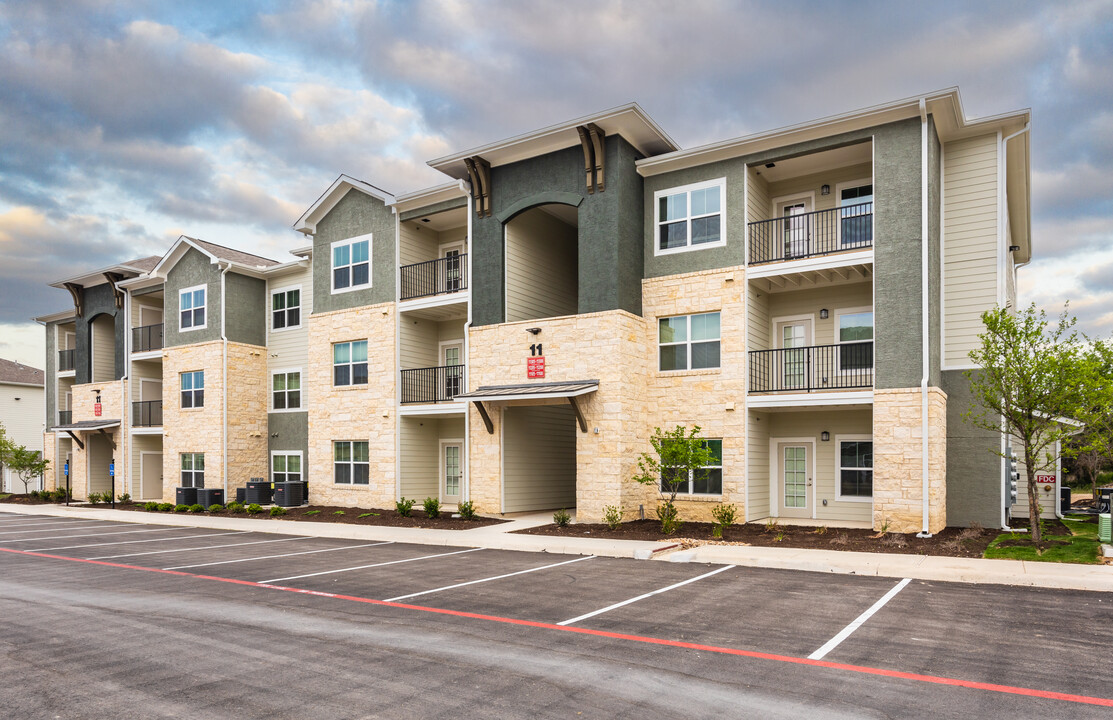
[4,546,1111,708]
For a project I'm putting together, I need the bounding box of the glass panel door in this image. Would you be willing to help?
[783,445,808,510]
[782,202,810,258]
[442,343,463,400]
[442,444,461,502]
[781,323,807,389]
[442,246,463,293]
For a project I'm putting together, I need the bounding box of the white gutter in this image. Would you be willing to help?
[463,180,473,504]
[219,261,231,499]
[917,99,932,538]
[120,282,130,498]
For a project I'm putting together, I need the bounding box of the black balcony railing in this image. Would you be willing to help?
[400,365,466,404]
[57,411,72,426]
[400,254,468,301]
[132,400,163,427]
[58,349,75,372]
[749,342,874,393]
[132,323,164,353]
[748,202,873,265]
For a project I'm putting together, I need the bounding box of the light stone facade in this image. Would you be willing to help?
[162,341,225,501]
[872,386,947,533]
[307,303,396,509]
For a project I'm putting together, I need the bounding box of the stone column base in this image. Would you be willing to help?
[873,387,947,534]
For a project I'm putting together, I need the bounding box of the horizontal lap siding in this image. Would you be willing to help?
[747,410,770,519]
[399,417,438,500]
[502,405,576,513]
[267,266,312,409]
[505,210,578,322]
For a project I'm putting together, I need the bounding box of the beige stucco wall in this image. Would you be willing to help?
[873,386,947,533]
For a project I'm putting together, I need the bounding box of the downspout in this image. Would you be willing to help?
[120,283,130,498]
[917,99,931,538]
[219,262,231,500]
[462,178,473,504]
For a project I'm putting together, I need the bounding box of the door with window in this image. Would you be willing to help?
[778,198,812,258]
[441,342,463,400]
[440,441,463,505]
[838,183,873,247]
[775,319,812,390]
[441,244,464,294]
[777,441,812,518]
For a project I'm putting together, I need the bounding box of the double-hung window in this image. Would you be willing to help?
[837,438,873,500]
[272,453,302,483]
[838,183,873,247]
[272,371,301,410]
[179,286,206,330]
[332,235,371,292]
[181,370,204,408]
[272,287,301,330]
[180,453,204,488]
[659,312,721,371]
[654,178,725,254]
[660,439,723,495]
[334,441,369,485]
[333,341,368,386]
[835,309,874,373]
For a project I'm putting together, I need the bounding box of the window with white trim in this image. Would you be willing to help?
[272,371,301,410]
[179,285,206,330]
[332,236,371,292]
[837,439,873,499]
[272,287,301,330]
[180,453,204,488]
[333,341,368,386]
[660,439,723,495]
[835,309,873,371]
[654,178,725,254]
[658,312,721,371]
[180,370,204,408]
[333,441,369,485]
[272,452,302,483]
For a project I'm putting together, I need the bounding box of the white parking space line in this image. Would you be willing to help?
[260,547,484,584]
[808,578,911,661]
[163,541,395,570]
[1,528,183,542]
[33,531,249,552]
[90,536,306,560]
[0,519,89,528]
[383,555,594,603]
[0,522,141,535]
[557,566,734,626]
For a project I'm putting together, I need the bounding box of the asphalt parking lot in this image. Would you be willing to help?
[1,511,1111,719]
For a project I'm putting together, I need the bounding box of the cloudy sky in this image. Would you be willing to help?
[1,0,1111,367]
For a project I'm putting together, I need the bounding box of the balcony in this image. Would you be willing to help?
[132,324,164,353]
[132,400,163,427]
[58,349,75,372]
[57,411,72,426]
[400,365,466,404]
[400,254,468,301]
[749,343,873,393]
[748,203,873,266]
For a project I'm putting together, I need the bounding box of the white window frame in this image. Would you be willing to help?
[653,178,727,256]
[333,440,369,486]
[835,434,874,502]
[180,452,205,488]
[833,306,874,375]
[180,370,204,409]
[657,312,721,372]
[271,450,303,483]
[270,284,302,332]
[331,234,372,294]
[178,284,207,332]
[659,438,724,496]
[835,178,874,248]
[271,368,302,411]
[332,340,368,387]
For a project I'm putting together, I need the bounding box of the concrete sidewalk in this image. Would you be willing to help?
[3,503,1110,591]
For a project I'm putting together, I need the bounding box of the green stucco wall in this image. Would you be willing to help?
[312,189,396,314]
[941,369,1003,528]
[73,283,126,383]
[268,411,309,484]
[225,272,266,347]
[165,247,222,347]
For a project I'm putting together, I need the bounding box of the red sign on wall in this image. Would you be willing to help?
[94,402,102,417]
[527,356,545,379]
[1036,475,1056,484]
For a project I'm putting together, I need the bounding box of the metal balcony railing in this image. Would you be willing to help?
[749,342,873,393]
[400,365,466,404]
[400,254,468,301]
[748,202,873,265]
[58,349,75,372]
[57,411,72,426]
[132,400,163,427]
[132,323,164,353]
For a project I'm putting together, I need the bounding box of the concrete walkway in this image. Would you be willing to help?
[3,503,1110,591]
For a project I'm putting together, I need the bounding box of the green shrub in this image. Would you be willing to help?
[188,504,205,513]
[423,496,440,519]
[269,505,287,517]
[29,490,40,500]
[174,504,189,513]
[457,500,477,520]
[655,502,682,535]
[306,509,321,516]
[711,503,736,538]
[602,505,623,530]
[332,510,344,515]
[51,488,68,502]
[207,504,224,513]
[357,512,379,518]
[246,503,262,515]
[144,501,159,512]
[553,508,571,527]
[158,502,174,512]
[86,492,101,505]
[226,502,244,514]
[396,497,415,517]
[117,493,131,503]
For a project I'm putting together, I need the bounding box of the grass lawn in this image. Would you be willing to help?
[0,493,9,501]
[984,515,1102,564]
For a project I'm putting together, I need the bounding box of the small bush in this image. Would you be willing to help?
[396,497,415,517]
[423,496,440,519]
[117,493,131,503]
[188,503,205,513]
[763,518,779,533]
[158,502,174,512]
[457,500,477,520]
[710,503,735,538]
[246,503,262,515]
[144,501,159,512]
[174,504,189,513]
[87,492,101,505]
[553,508,571,527]
[602,505,623,530]
[226,502,244,514]
[51,488,69,502]
[207,504,224,513]
[357,512,379,518]
[332,510,345,515]
[306,510,321,516]
[269,505,287,517]
[655,502,681,535]
[29,490,40,500]
[773,530,787,542]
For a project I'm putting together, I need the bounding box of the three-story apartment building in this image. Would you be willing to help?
[38,88,1033,532]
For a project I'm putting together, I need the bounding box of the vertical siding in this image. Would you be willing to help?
[267,265,312,406]
[943,134,998,367]
[91,314,115,383]
[505,209,578,322]
[502,405,577,512]
[747,410,770,518]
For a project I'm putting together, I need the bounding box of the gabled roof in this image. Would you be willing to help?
[0,358,44,387]
[151,236,279,278]
[48,255,163,290]
[294,174,396,235]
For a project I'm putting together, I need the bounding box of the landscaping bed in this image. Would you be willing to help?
[985,515,1103,564]
[119,501,506,529]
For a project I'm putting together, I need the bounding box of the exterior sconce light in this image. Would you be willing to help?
[821,184,831,195]
[820,309,829,319]
[526,327,541,335]
[821,431,830,442]
[1009,245,1020,251]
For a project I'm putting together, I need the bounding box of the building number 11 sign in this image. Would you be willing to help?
[527,343,545,379]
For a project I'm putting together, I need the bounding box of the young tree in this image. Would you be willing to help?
[966,304,1095,541]
[1067,339,1113,506]
[633,425,714,534]
[7,446,48,495]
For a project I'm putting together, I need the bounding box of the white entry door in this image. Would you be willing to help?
[775,319,812,390]
[141,453,163,500]
[441,342,463,400]
[440,441,463,505]
[777,441,812,519]
[780,201,811,258]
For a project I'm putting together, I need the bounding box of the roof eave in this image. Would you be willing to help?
[294,175,396,235]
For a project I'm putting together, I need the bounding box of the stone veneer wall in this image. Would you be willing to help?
[226,342,268,491]
[872,386,947,533]
[61,380,126,500]
[162,341,225,500]
[307,303,396,509]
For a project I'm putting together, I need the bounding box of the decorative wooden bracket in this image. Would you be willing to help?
[463,156,492,218]
[98,428,117,450]
[103,272,125,310]
[63,282,85,318]
[472,401,494,434]
[577,126,594,194]
[576,124,606,194]
[65,430,85,450]
[567,396,588,433]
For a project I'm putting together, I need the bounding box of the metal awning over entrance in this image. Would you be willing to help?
[455,380,598,434]
[53,419,121,450]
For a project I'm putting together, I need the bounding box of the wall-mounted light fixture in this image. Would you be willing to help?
[1009,245,1020,252]
[526,327,541,335]
[821,184,831,195]
[821,431,830,442]
[765,162,776,169]
[820,309,829,319]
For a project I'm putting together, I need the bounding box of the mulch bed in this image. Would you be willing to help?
[118,502,506,529]
[0,494,60,505]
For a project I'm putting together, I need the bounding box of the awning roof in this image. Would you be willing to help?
[53,420,121,432]
[455,380,599,402]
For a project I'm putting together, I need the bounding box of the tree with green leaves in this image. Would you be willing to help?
[633,425,714,534]
[1065,338,1113,507]
[8,446,48,495]
[966,304,1101,542]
